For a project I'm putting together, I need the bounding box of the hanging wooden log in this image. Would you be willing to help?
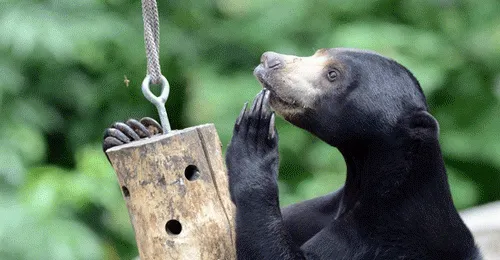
[106,124,236,260]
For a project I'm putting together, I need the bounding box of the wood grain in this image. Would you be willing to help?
[106,124,236,260]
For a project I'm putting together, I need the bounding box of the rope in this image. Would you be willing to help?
[140,0,171,133]
[141,0,162,84]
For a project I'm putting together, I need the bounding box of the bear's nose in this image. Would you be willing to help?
[261,51,283,69]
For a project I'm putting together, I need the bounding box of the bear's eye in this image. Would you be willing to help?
[327,70,338,82]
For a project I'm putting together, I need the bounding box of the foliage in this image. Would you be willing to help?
[0,0,499,259]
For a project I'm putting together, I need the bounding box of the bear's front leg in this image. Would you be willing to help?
[226,90,305,260]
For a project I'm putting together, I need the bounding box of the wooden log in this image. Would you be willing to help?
[106,124,236,260]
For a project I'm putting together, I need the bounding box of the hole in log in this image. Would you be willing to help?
[122,186,130,198]
[184,165,200,181]
[166,220,182,235]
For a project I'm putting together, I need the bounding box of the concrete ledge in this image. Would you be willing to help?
[461,202,500,260]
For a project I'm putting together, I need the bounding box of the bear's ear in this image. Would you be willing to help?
[408,110,440,138]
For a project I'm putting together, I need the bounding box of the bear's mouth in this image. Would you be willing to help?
[266,87,297,108]
[253,64,300,110]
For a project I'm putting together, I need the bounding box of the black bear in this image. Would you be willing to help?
[104,48,481,260]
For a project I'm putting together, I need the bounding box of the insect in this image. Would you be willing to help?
[124,75,130,87]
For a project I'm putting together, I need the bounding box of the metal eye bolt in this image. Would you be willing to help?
[141,74,171,133]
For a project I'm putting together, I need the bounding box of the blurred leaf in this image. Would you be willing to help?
[447,167,480,209]
[0,122,46,165]
[0,0,499,258]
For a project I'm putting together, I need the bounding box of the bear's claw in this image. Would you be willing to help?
[233,89,277,143]
[103,117,162,152]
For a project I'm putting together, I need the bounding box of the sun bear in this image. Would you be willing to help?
[103,48,481,260]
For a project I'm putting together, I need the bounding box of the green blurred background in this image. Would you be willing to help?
[1,0,499,259]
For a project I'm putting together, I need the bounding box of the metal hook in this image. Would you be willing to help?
[141,74,171,133]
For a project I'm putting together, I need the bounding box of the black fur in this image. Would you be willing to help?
[102,49,481,260]
[225,49,481,259]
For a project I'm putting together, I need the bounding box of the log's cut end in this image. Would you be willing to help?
[106,124,236,260]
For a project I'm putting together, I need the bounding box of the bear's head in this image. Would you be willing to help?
[254,48,432,148]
